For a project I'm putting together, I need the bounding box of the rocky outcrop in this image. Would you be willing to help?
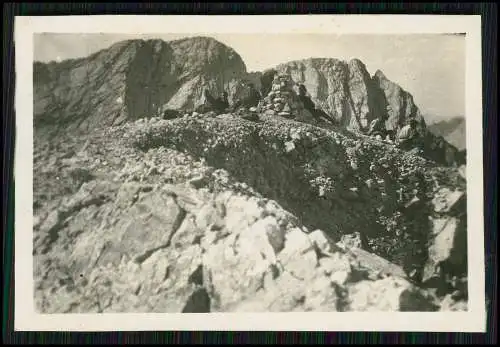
[423,188,467,284]
[274,58,381,132]
[372,70,427,135]
[33,177,439,313]
[134,117,468,278]
[35,120,462,313]
[274,59,426,136]
[420,131,466,167]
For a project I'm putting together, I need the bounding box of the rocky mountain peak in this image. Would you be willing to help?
[348,58,367,68]
[33,114,468,314]
[33,36,468,314]
[373,69,387,79]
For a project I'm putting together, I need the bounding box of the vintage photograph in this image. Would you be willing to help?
[16,15,484,332]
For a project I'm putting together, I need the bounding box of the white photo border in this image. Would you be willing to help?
[14,14,485,332]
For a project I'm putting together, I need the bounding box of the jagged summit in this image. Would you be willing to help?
[291,57,342,64]
[276,57,343,69]
[33,111,468,313]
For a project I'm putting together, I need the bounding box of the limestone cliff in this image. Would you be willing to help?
[272,59,463,166]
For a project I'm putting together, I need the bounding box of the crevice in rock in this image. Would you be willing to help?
[188,264,204,286]
[169,208,188,245]
[311,241,330,265]
[181,287,211,313]
[256,272,267,292]
[288,271,305,282]
[212,230,231,244]
[63,302,79,314]
[231,234,240,256]
[346,266,371,284]
[275,259,305,281]
[91,241,111,268]
[398,288,440,312]
[134,246,162,265]
[295,295,306,305]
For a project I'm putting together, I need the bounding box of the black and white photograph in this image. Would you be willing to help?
[15,15,485,332]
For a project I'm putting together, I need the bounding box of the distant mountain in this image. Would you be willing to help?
[427,116,466,150]
[34,37,248,135]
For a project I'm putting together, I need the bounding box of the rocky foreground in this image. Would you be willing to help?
[33,113,467,313]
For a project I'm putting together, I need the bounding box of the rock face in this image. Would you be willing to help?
[259,73,312,121]
[372,70,427,135]
[273,59,463,166]
[274,59,426,136]
[423,188,467,282]
[33,177,439,313]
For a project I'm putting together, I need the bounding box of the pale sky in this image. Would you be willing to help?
[34,33,465,121]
